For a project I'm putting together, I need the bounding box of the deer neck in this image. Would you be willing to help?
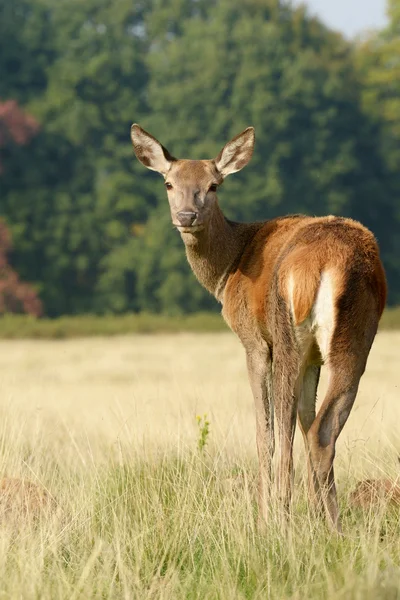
[180,204,260,302]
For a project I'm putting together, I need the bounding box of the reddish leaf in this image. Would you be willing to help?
[0,100,39,173]
[0,219,42,317]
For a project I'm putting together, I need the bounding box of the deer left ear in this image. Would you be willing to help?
[214,127,255,178]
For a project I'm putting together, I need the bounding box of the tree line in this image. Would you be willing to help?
[0,0,399,316]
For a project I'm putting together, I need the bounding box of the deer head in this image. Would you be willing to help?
[130,125,255,233]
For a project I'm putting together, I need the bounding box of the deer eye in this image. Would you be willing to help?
[208,184,218,193]
[165,182,173,190]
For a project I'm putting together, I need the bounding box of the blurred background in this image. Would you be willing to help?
[0,0,399,321]
[1,4,400,595]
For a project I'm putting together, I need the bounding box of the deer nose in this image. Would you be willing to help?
[177,211,198,227]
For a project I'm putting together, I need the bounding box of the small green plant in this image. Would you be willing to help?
[196,413,210,453]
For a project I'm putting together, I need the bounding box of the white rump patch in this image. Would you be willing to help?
[311,271,335,362]
[287,273,295,317]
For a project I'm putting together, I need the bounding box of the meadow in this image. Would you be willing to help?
[0,330,399,598]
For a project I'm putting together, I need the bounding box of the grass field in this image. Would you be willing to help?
[0,331,399,598]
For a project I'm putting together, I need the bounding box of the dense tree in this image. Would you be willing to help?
[355,0,400,171]
[0,0,399,314]
[355,0,400,302]
[0,101,42,314]
[1,0,153,314]
[0,0,55,102]
[134,0,396,308]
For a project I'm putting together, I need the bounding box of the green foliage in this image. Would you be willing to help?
[0,307,398,340]
[196,414,211,453]
[355,2,400,303]
[0,312,227,339]
[0,0,400,313]
[356,0,400,169]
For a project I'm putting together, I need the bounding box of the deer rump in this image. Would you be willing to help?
[223,214,386,361]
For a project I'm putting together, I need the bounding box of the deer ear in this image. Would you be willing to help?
[131,124,175,175]
[214,127,255,178]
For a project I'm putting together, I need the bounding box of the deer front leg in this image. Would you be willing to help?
[246,347,274,525]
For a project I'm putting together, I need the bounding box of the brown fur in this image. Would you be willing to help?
[131,124,388,532]
[0,477,57,521]
[223,215,386,335]
[349,479,400,508]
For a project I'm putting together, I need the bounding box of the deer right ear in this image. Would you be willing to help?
[215,127,255,178]
[130,124,175,176]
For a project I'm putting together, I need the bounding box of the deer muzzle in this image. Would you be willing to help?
[177,211,198,227]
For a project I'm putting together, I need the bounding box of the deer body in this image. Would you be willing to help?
[131,125,387,531]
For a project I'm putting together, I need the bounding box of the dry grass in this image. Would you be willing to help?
[0,330,399,598]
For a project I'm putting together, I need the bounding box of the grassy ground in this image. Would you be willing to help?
[0,331,399,598]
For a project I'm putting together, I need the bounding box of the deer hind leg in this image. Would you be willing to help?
[273,347,301,513]
[307,286,379,531]
[297,365,321,511]
[306,367,361,531]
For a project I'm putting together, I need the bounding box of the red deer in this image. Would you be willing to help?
[0,478,56,521]
[350,458,400,509]
[349,478,400,509]
[130,125,387,531]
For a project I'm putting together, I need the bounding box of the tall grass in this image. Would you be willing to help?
[0,333,398,598]
[1,426,400,599]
